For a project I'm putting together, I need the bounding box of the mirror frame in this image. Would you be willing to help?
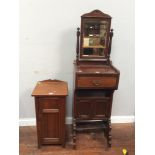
[79,10,112,61]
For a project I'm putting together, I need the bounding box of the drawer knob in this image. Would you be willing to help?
[92,80,101,86]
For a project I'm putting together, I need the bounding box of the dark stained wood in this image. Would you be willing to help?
[32,80,68,148]
[76,99,92,119]
[76,65,118,74]
[76,27,80,64]
[77,76,117,88]
[73,10,120,149]
[108,29,114,56]
[19,124,135,155]
[81,10,112,18]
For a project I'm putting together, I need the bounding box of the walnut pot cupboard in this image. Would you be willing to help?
[32,80,68,148]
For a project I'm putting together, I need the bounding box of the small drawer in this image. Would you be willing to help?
[77,76,117,88]
[38,97,65,111]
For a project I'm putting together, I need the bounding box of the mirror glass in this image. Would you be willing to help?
[82,20,109,58]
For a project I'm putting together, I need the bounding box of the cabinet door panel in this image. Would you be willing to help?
[93,99,109,119]
[42,112,60,144]
[38,98,64,144]
[76,99,92,119]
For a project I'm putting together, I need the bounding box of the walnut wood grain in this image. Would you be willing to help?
[32,79,68,96]
[77,76,117,88]
[76,65,117,74]
[73,10,120,149]
[81,10,111,18]
[32,80,68,148]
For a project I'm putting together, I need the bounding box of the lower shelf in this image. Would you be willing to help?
[72,118,112,149]
[75,120,108,132]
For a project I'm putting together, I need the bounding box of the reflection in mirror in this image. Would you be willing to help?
[82,20,108,58]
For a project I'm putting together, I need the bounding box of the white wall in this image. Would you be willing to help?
[20,0,134,118]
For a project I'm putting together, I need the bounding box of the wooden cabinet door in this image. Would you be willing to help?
[38,97,65,145]
[92,99,109,119]
[76,99,92,119]
[76,98,110,120]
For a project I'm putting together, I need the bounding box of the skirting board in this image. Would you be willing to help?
[19,116,135,126]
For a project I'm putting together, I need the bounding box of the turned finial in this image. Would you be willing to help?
[107,29,114,65]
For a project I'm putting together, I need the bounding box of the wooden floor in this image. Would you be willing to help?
[19,123,135,155]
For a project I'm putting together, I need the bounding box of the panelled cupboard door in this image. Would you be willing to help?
[38,97,65,144]
[76,99,92,119]
[76,98,110,119]
[92,99,110,119]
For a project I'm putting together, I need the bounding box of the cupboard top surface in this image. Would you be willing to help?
[75,65,118,74]
[32,79,68,96]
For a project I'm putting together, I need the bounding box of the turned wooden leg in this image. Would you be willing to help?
[37,132,41,149]
[62,141,65,148]
[37,139,41,149]
[37,144,41,149]
[103,120,107,138]
[107,119,112,148]
[72,118,76,149]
